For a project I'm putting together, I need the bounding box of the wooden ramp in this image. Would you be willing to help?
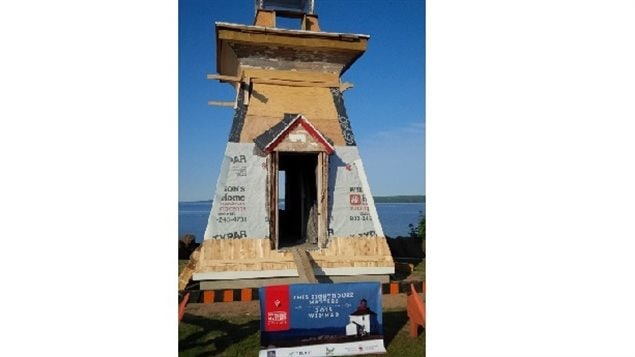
[291,248,318,283]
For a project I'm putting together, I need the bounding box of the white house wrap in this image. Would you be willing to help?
[204,143,268,240]
[328,146,384,239]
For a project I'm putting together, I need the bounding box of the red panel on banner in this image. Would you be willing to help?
[263,285,290,331]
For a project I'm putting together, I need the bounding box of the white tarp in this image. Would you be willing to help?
[204,143,268,239]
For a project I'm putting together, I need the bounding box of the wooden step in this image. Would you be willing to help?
[291,247,318,283]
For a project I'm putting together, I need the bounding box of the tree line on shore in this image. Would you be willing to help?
[373,195,425,203]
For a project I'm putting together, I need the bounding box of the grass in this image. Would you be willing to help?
[178,251,425,355]
[411,259,425,281]
[179,314,260,356]
[392,258,425,282]
[179,308,424,356]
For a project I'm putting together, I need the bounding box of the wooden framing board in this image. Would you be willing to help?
[193,269,299,280]
[208,100,235,107]
[251,78,342,88]
[206,74,241,82]
[268,152,279,250]
[242,68,339,84]
[317,151,328,247]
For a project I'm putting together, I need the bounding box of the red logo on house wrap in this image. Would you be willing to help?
[350,194,362,205]
[264,285,290,331]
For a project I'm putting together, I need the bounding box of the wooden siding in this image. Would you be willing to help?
[194,237,394,275]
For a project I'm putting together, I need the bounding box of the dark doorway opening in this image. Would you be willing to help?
[278,152,318,249]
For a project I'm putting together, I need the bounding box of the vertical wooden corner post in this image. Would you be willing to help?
[268,151,279,250]
[317,151,329,248]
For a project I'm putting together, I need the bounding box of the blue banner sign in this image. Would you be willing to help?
[259,282,386,356]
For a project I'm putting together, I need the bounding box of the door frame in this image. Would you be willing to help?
[269,150,328,250]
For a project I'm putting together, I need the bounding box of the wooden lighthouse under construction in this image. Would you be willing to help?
[192,0,394,288]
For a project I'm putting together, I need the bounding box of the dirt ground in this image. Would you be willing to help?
[184,292,424,318]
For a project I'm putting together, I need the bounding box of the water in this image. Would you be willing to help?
[178,201,213,243]
[179,201,425,242]
[375,203,425,238]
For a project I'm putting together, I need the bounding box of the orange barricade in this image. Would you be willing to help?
[407,283,425,337]
[178,292,190,322]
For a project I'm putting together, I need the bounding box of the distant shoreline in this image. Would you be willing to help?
[181,195,425,204]
[373,195,425,203]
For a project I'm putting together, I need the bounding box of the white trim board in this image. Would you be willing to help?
[193,266,394,281]
[315,266,394,276]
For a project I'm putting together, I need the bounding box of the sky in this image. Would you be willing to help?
[179,0,425,201]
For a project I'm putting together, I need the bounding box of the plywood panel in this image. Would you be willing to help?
[240,115,345,145]
[195,237,394,274]
[219,40,239,78]
[310,237,393,259]
[207,241,220,260]
[219,239,229,259]
[254,10,275,27]
[256,237,264,258]
[245,84,339,124]
[260,238,269,258]
[310,118,348,142]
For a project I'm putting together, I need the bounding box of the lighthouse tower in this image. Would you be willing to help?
[193,0,394,287]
